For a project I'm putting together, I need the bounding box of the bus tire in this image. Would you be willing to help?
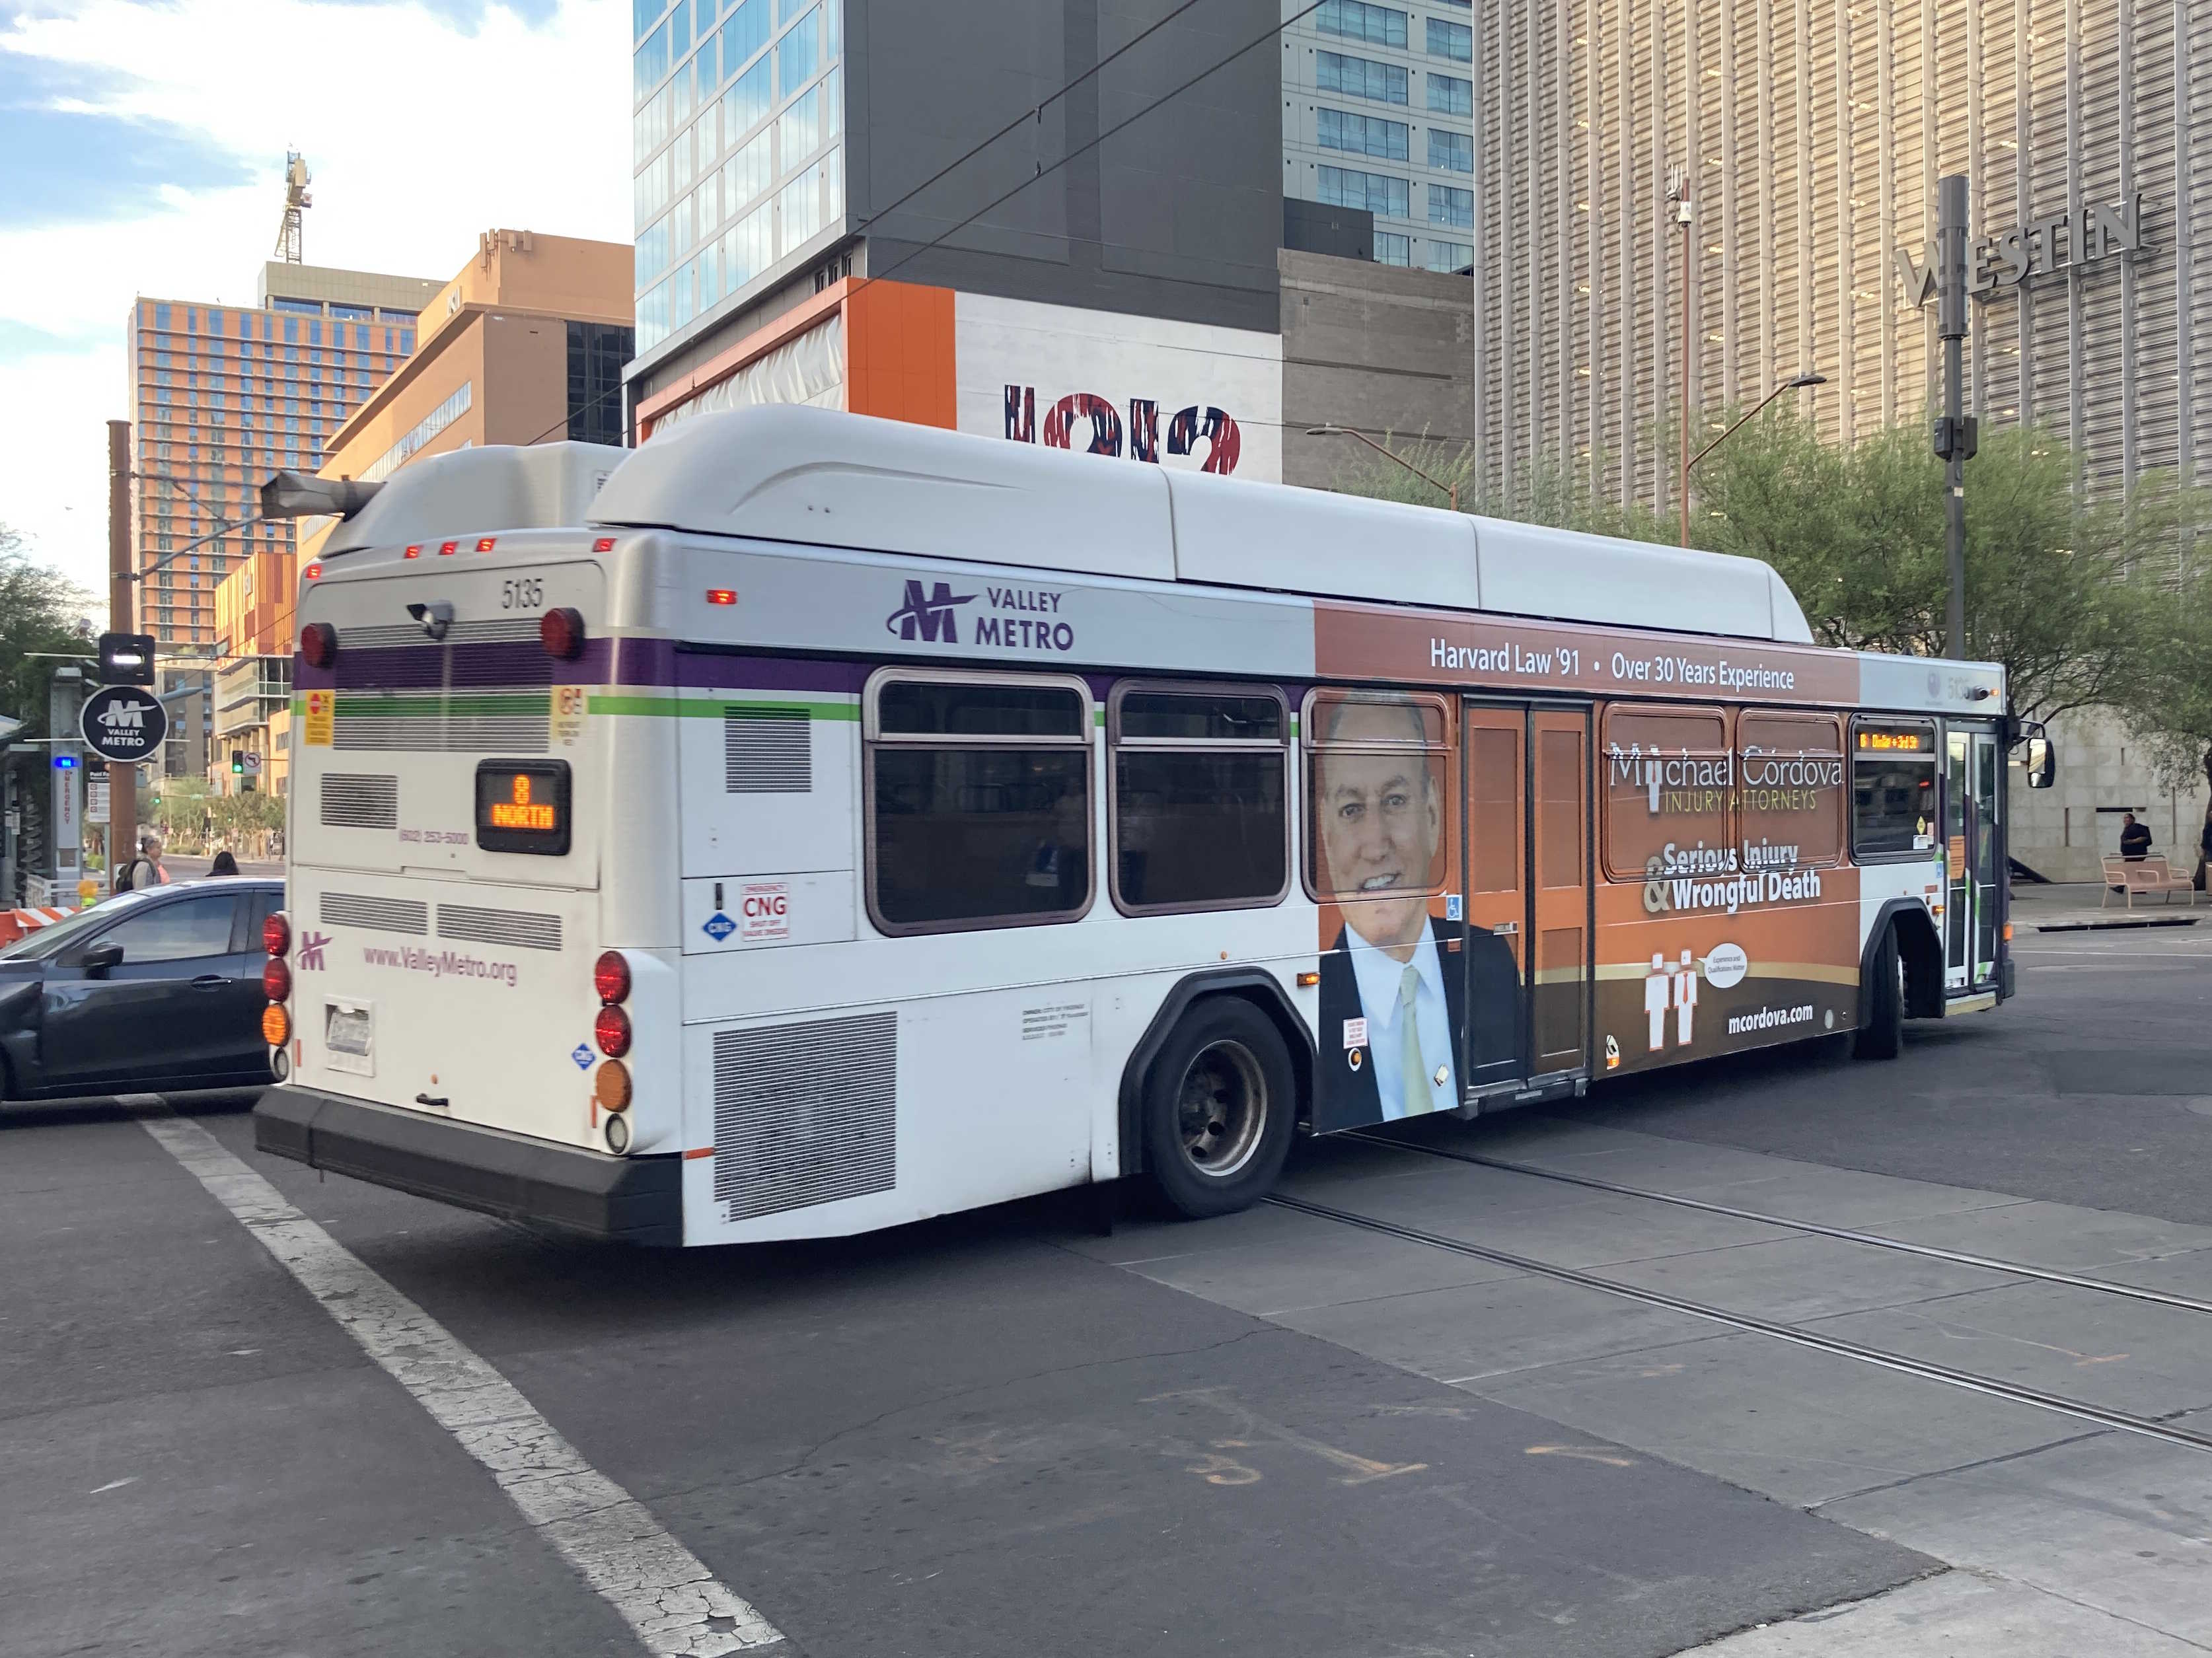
[1855,925,1905,1061]
[1141,997,1294,1219]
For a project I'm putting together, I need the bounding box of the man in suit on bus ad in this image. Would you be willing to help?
[1311,695,1520,1132]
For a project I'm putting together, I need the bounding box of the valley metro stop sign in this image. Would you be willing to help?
[79,684,168,764]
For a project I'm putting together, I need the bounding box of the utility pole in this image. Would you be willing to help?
[1668,169,1695,546]
[108,419,138,887]
[1935,174,1975,659]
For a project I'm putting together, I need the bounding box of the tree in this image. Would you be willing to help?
[1682,411,2199,730]
[0,524,96,740]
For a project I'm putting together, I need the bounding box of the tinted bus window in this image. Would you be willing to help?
[1850,717,1938,857]
[867,673,1092,932]
[1302,691,1450,901]
[1738,712,1844,869]
[1111,685,1289,914]
[1602,707,1730,881]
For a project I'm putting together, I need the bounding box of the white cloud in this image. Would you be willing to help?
[0,0,631,598]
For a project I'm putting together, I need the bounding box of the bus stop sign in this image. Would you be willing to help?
[79,685,168,764]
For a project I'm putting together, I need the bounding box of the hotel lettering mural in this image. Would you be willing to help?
[1895,192,2149,306]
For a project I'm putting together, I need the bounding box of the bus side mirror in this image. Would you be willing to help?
[2023,735,2055,789]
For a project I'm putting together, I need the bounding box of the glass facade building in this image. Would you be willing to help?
[1283,0,1480,273]
[128,295,421,650]
[632,0,846,356]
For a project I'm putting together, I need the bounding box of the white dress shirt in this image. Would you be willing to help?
[1346,929,1458,1119]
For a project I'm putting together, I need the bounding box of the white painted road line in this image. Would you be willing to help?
[133,1106,785,1657]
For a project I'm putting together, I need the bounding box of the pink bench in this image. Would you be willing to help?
[2103,853,2198,908]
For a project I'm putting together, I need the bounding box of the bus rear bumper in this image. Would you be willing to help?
[254,1085,682,1246]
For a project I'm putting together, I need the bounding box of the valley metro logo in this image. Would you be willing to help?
[885,579,977,643]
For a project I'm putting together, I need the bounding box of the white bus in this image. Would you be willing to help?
[254,406,2039,1245]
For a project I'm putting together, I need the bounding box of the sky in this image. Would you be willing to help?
[0,0,632,606]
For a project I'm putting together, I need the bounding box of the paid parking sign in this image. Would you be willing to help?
[79,685,168,764]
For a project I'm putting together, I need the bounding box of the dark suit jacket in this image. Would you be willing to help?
[1313,914,1521,1132]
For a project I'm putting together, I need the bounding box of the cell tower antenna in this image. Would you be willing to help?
[274,151,311,263]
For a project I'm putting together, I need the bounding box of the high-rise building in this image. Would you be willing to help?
[626,0,1285,466]
[202,231,635,798]
[126,262,440,663]
[1466,0,2209,517]
[1454,0,2212,879]
[321,229,635,484]
[1281,0,1481,276]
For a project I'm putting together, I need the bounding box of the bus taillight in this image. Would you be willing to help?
[593,1004,632,1058]
[595,1061,632,1113]
[299,623,337,670]
[593,949,631,1004]
[262,1004,291,1046]
[264,912,291,956]
[262,957,292,1001]
[541,606,585,661]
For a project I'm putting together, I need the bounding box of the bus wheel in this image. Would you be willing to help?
[1855,925,1905,1062]
[1143,999,1294,1219]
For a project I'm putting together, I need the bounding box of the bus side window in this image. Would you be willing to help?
[1738,711,1844,869]
[864,670,1094,934]
[1848,716,1939,859]
[1109,683,1290,915]
[1600,705,1730,881]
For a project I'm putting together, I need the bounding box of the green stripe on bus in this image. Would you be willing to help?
[587,695,860,721]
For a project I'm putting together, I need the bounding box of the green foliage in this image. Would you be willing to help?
[1329,417,2212,758]
[0,524,96,740]
[1688,410,2202,727]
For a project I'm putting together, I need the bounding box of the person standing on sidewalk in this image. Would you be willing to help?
[2120,811,2153,861]
[116,832,168,894]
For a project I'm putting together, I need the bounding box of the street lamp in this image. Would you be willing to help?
[1306,424,1458,513]
[1679,373,1827,547]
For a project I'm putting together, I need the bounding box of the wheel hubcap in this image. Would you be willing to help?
[1177,1040,1267,1180]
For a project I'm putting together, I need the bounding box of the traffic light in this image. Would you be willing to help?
[231,751,244,776]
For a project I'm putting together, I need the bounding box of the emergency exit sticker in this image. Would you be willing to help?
[303,690,334,747]
[739,881,790,942]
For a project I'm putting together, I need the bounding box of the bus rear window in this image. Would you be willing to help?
[1849,719,1937,858]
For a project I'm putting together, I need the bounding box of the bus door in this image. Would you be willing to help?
[1459,702,1593,1099]
[1944,723,2003,992]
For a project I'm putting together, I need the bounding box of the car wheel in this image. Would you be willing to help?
[1855,924,1905,1061]
[1142,997,1296,1219]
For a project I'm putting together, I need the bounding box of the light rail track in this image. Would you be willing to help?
[1266,1190,2212,1457]
[1345,1130,2212,1318]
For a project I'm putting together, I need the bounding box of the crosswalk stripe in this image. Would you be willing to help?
[133,1103,786,1657]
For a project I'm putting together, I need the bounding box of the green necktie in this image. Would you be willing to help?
[1398,964,1428,1118]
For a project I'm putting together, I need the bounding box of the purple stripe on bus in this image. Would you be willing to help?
[300,636,612,693]
[336,645,443,690]
[671,653,869,693]
[615,637,676,684]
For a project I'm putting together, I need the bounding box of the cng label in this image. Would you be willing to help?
[701,911,737,943]
[739,881,790,943]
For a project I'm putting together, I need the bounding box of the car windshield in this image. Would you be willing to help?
[0,892,153,961]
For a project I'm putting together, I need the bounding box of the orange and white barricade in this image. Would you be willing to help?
[0,907,73,947]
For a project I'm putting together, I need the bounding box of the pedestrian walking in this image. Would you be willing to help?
[2120,811,2153,861]
[115,832,167,894]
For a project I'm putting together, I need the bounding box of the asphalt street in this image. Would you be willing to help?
[6,909,2212,1657]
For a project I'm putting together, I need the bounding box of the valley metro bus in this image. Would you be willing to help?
[252,405,2042,1245]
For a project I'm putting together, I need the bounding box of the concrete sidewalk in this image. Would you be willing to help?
[2010,880,2202,932]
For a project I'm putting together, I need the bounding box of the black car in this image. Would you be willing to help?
[0,879,281,1101]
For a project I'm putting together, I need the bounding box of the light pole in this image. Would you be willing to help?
[1306,425,1459,512]
[1678,373,1828,546]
